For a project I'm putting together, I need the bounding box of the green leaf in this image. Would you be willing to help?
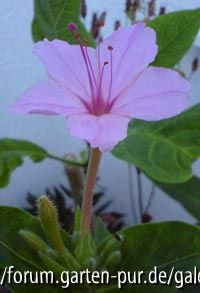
[95,218,111,246]
[0,207,46,267]
[0,207,62,292]
[32,0,94,46]
[0,206,71,292]
[120,221,200,292]
[75,233,95,265]
[156,176,200,221]
[0,206,70,262]
[113,104,200,183]
[149,9,200,67]
[0,242,55,293]
[0,139,47,187]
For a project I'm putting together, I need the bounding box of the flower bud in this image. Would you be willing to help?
[148,0,155,17]
[133,0,140,10]
[142,213,152,223]
[64,154,85,208]
[38,195,65,254]
[159,7,166,15]
[125,0,132,13]
[19,230,49,252]
[114,20,121,31]
[80,0,87,19]
[192,58,198,72]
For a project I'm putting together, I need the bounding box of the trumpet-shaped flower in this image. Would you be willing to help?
[10,23,189,151]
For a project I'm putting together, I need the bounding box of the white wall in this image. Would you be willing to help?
[0,0,200,225]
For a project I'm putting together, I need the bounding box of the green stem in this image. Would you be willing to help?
[47,153,87,167]
[136,167,143,223]
[81,148,102,237]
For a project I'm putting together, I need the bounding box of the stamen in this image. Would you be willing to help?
[82,37,98,90]
[97,21,104,46]
[99,61,109,91]
[67,22,97,112]
[96,61,109,110]
[97,43,101,78]
[107,45,114,105]
[97,22,105,78]
[79,46,96,110]
[67,23,80,42]
[85,47,98,89]
[99,20,105,27]
[82,38,89,46]
[74,32,81,40]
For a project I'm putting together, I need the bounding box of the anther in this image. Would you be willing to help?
[99,20,105,27]
[67,23,77,32]
[74,32,81,40]
[104,61,109,65]
[83,38,89,46]
[108,45,113,51]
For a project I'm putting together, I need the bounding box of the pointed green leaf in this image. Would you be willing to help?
[113,104,200,183]
[0,139,47,187]
[156,176,200,221]
[0,242,57,293]
[0,206,70,264]
[75,233,95,265]
[32,0,95,46]
[0,207,68,292]
[120,222,200,292]
[95,218,111,246]
[149,9,200,67]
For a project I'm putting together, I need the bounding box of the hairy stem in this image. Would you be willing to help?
[81,148,102,236]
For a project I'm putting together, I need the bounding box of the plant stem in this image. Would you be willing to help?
[136,167,143,223]
[47,153,87,167]
[81,148,102,237]
[128,164,137,224]
[144,184,156,214]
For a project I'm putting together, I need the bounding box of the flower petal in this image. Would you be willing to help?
[112,67,190,121]
[10,78,88,116]
[100,23,158,99]
[67,114,129,152]
[34,39,97,102]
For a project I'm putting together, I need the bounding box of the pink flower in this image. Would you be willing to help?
[10,23,189,152]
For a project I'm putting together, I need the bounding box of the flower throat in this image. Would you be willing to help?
[67,22,114,115]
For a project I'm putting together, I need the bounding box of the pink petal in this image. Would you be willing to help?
[34,39,97,102]
[112,67,190,121]
[100,23,158,99]
[67,114,129,152]
[10,78,88,116]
